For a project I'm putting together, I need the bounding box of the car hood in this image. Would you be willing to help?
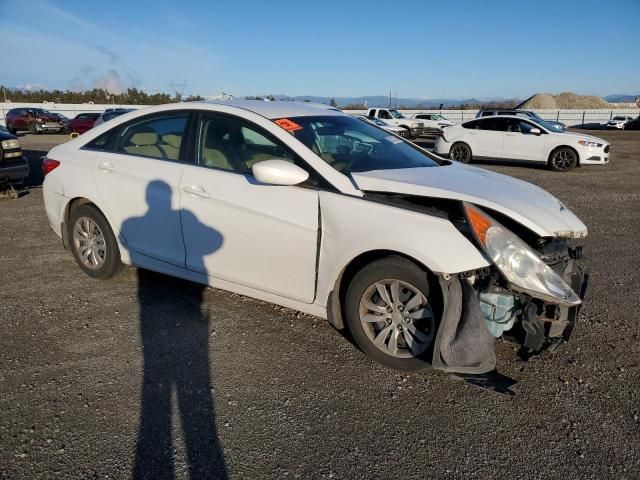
[550,131,607,143]
[351,162,588,238]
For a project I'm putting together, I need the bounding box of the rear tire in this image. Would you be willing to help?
[344,256,438,371]
[549,147,578,172]
[68,204,123,279]
[450,142,472,163]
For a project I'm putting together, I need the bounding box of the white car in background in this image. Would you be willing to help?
[410,113,454,132]
[434,115,610,171]
[42,101,588,374]
[354,115,410,138]
[605,116,633,129]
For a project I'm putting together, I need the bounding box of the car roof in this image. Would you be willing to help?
[466,115,545,124]
[194,100,344,119]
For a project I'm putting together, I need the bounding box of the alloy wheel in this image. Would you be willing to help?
[552,149,577,170]
[72,216,107,270]
[450,144,470,163]
[358,279,435,359]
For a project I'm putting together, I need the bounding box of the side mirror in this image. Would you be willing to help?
[529,128,541,136]
[252,159,309,186]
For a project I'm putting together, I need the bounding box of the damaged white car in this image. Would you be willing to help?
[42,101,588,374]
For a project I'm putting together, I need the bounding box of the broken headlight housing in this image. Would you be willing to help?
[464,203,581,306]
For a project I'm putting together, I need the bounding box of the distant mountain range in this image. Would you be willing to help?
[269,95,494,108]
[604,94,640,103]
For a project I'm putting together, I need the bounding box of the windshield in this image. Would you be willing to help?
[389,109,404,119]
[529,118,558,132]
[284,115,440,173]
[612,116,626,120]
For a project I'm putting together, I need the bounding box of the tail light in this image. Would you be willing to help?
[437,129,448,142]
[42,158,60,175]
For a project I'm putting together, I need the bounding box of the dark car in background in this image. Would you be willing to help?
[68,112,100,134]
[476,109,566,132]
[0,129,29,188]
[51,112,71,133]
[624,116,640,130]
[5,108,66,135]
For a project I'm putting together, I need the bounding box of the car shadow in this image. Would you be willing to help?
[121,180,228,480]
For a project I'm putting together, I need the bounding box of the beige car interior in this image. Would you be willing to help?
[199,119,289,173]
[121,127,183,161]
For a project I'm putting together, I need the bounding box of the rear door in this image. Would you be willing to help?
[502,118,546,161]
[465,117,505,158]
[90,111,190,267]
[179,111,319,303]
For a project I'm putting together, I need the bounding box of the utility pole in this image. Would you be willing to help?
[169,81,188,101]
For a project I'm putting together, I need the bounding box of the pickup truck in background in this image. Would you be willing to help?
[410,113,454,132]
[367,108,425,139]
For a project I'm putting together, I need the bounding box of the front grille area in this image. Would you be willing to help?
[604,145,610,153]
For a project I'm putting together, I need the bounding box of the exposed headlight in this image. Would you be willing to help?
[464,203,581,306]
[1,139,20,149]
[411,123,420,128]
[578,140,602,147]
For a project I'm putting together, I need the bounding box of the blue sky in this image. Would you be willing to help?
[1,0,639,99]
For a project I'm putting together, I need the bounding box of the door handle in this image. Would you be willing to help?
[505,133,517,136]
[97,161,115,173]
[182,185,210,198]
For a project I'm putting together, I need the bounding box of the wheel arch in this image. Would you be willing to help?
[61,197,108,249]
[326,249,435,331]
[549,145,580,166]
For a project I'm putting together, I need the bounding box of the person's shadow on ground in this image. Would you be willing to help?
[121,180,227,480]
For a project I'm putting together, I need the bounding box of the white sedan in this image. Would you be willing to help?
[605,116,633,129]
[42,101,588,374]
[434,116,610,171]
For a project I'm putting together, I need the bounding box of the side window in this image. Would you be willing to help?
[462,120,479,129]
[379,110,391,119]
[84,129,116,151]
[517,120,538,134]
[116,113,188,161]
[367,109,375,117]
[196,114,296,174]
[480,111,493,117]
[489,118,510,132]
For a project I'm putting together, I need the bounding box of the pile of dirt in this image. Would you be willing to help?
[518,92,610,109]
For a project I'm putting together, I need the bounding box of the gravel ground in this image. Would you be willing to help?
[1,131,639,479]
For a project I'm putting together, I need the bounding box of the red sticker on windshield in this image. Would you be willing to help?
[274,118,303,132]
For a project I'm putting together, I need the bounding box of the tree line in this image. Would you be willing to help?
[0,86,204,105]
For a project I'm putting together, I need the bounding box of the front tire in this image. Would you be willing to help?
[450,142,472,163]
[549,147,578,172]
[344,256,438,371]
[29,122,39,135]
[68,204,123,279]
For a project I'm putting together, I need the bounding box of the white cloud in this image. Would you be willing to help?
[92,69,125,94]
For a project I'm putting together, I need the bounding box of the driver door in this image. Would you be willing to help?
[502,119,545,161]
